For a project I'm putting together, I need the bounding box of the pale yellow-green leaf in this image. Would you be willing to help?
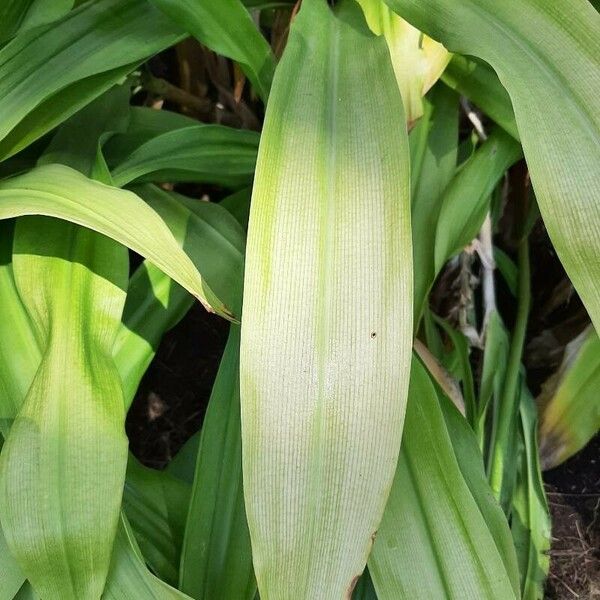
[0,164,234,319]
[357,0,450,125]
[0,218,128,599]
[240,0,412,597]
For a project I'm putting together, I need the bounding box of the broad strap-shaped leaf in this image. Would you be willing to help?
[0,0,184,159]
[37,84,131,176]
[0,218,129,599]
[538,326,600,469]
[441,56,519,141]
[0,0,73,43]
[103,517,194,600]
[409,84,458,323]
[115,185,246,401]
[180,325,255,600]
[122,457,191,586]
[512,384,551,600]
[0,524,25,600]
[383,0,600,334]
[110,125,259,188]
[434,128,522,273]
[240,1,412,597]
[149,0,275,101]
[0,165,235,319]
[0,220,40,427]
[369,358,519,599]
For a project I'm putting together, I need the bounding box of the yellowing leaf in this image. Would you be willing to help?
[357,0,450,125]
[240,1,412,597]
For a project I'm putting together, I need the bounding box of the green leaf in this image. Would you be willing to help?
[38,84,131,177]
[0,218,129,599]
[0,165,235,319]
[110,125,259,188]
[369,358,519,599]
[240,1,413,597]
[102,107,200,169]
[180,325,255,600]
[439,390,521,595]
[433,316,477,424]
[383,0,600,334]
[114,184,245,402]
[0,0,73,43]
[512,384,551,600]
[409,84,458,323]
[123,457,191,586]
[441,56,519,141]
[538,326,600,469]
[434,129,522,273]
[478,311,510,451]
[494,247,518,297]
[0,0,184,159]
[0,220,40,427]
[149,0,275,101]
[103,516,193,600]
[0,524,25,600]
[220,187,253,231]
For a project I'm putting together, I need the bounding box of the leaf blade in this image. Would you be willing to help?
[240,1,413,596]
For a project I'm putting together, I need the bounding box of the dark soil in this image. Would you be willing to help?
[544,435,600,599]
[125,304,229,469]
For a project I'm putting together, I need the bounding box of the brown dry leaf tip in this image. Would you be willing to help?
[291,0,302,21]
[345,574,361,600]
[233,63,246,104]
[198,297,236,322]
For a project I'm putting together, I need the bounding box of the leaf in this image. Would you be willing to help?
[0,164,235,319]
[219,187,253,231]
[149,0,275,101]
[433,316,477,423]
[0,0,184,159]
[382,0,600,335]
[0,0,73,43]
[538,326,600,469]
[511,384,551,600]
[123,457,191,586]
[102,107,200,169]
[357,0,450,125]
[115,184,245,401]
[441,55,519,141]
[240,1,413,597]
[439,390,521,595]
[180,325,255,600]
[0,218,129,599]
[0,64,139,162]
[110,125,259,188]
[494,247,518,297]
[409,84,458,323]
[0,524,25,600]
[478,310,510,451]
[103,516,193,600]
[434,129,522,273]
[369,358,519,599]
[0,220,40,426]
[38,84,131,176]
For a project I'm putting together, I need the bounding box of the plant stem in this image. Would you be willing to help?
[488,235,530,507]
